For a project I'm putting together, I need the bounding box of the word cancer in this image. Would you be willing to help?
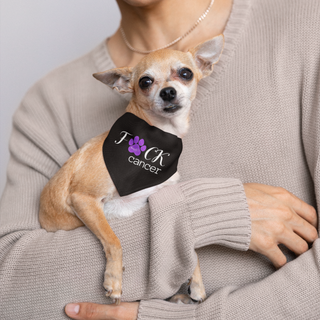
[128,156,162,174]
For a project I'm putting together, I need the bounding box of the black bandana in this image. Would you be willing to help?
[102,112,183,196]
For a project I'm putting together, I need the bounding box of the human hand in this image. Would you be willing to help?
[244,183,318,268]
[65,302,139,320]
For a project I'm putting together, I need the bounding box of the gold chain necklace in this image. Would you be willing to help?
[120,0,215,54]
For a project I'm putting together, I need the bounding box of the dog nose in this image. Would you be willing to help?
[160,87,176,101]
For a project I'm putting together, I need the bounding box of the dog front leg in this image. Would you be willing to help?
[70,192,123,304]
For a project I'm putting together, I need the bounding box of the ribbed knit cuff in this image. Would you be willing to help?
[137,299,196,320]
[179,178,251,251]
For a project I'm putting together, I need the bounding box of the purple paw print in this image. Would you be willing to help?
[128,136,147,156]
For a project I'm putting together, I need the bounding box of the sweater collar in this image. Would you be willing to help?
[191,0,252,113]
[93,0,252,106]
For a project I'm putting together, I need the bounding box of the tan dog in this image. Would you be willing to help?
[39,35,224,304]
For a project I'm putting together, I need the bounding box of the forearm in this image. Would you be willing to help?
[137,176,320,320]
[0,227,109,319]
[148,177,251,256]
[175,178,251,250]
[138,239,320,320]
[0,177,252,319]
[142,178,251,299]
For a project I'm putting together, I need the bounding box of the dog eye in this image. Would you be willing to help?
[179,68,193,80]
[139,77,154,89]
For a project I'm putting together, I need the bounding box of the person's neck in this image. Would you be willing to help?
[109,0,233,67]
[119,0,212,52]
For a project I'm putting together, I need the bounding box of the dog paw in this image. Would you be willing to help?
[187,277,206,303]
[104,273,122,303]
[169,294,198,305]
[128,136,147,156]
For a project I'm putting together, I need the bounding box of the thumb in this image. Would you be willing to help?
[65,301,139,320]
[65,302,114,319]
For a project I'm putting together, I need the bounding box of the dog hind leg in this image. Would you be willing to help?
[187,255,206,303]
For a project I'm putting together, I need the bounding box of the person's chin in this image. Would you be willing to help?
[121,0,163,8]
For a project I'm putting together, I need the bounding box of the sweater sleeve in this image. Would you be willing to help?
[138,181,320,320]
[138,241,320,320]
[153,179,251,251]
[138,170,320,318]
[0,79,251,319]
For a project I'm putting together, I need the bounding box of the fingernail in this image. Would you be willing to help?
[65,304,80,316]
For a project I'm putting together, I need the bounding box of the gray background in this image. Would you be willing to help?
[0,0,121,196]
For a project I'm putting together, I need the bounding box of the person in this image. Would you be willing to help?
[0,0,319,319]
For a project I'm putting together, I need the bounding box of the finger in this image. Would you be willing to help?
[278,227,309,256]
[257,243,287,269]
[289,211,318,243]
[65,302,139,320]
[285,194,318,228]
[65,303,114,320]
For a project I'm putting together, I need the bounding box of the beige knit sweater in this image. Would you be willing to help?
[1,0,320,319]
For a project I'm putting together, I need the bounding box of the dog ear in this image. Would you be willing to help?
[189,34,224,78]
[93,67,133,93]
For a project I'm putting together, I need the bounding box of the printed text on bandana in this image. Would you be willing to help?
[115,131,170,175]
[102,113,182,197]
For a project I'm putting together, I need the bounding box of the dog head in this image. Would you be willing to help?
[93,35,224,119]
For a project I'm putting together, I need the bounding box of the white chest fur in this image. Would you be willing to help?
[103,172,180,219]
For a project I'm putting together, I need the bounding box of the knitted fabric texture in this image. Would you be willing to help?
[1,0,320,319]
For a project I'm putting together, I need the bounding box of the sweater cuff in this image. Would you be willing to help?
[179,178,251,251]
[137,299,196,320]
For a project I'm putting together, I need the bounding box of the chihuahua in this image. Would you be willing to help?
[39,35,224,304]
